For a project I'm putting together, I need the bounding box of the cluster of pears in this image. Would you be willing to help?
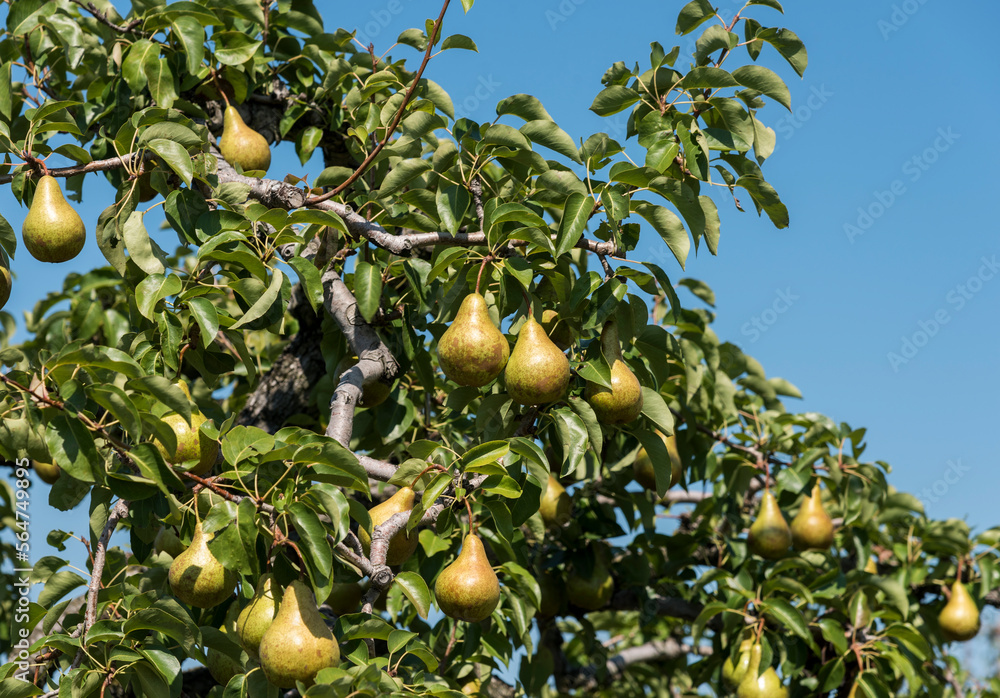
[434,532,501,622]
[583,320,643,424]
[633,431,683,492]
[219,105,271,174]
[748,484,835,559]
[938,577,980,642]
[436,294,570,405]
[722,639,788,697]
[21,175,87,263]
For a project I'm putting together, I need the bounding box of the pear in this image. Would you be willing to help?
[32,460,61,485]
[153,526,186,558]
[584,320,643,424]
[737,644,788,698]
[634,432,682,491]
[21,175,86,263]
[435,533,501,622]
[168,523,237,608]
[540,308,576,350]
[437,293,510,387]
[539,474,572,528]
[722,638,753,688]
[219,105,271,173]
[938,579,980,642]
[790,484,835,551]
[155,413,219,475]
[747,490,791,560]
[325,580,365,616]
[236,573,280,661]
[334,355,392,408]
[567,552,614,611]
[258,580,340,688]
[505,315,570,405]
[0,263,10,311]
[206,624,243,685]
[358,487,419,566]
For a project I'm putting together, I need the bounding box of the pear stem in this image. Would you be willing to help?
[957,556,964,583]
[210,70,231,107]
[475,254,493,295]
[464,497,475,535]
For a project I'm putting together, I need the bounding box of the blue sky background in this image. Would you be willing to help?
[3,0,999,679]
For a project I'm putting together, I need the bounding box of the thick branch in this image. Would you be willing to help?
[0,153,143,185]
[565,638,712,690]
[69,0,149,36]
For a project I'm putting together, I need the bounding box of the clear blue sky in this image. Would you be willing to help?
[3,0,999,663]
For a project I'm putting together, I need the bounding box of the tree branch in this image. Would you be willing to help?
[564,637,712,690]
[71,499,130,669]
[69,0,149,36]
[306,0,453,205]
[0,152,143,185]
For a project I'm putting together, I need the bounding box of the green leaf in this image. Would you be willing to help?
[679,67,739,89]
[482,123,531,151]
[732,65,792,110]
[639,387,674,436]
[520,120,582,164]
[230,269,283,330]
[289,502,334,600]
[633,202,689,268]
[460,441,510,472]
[46,416,101,482]
[0,679,43,697]
[88,385,142,438]
[136,273,182,320]
[187,297,220,347]
[394,571,432,618]
[171,17,206,76]
[130,443,184,494]
[435,183,470,235]
[125,377,191,425]
[757,27,808,77]
[678,278,715,306]
[644,140,679,174]
[675,0,716,35]
[214,31,262,65]
[146,138,193,187]
[380,158,431,196]
[496,94,553,122]
[122,211,166,275]
[735,175,789,228]
[555,193,592,258]
[142,48,177,109]
[0,211,17,260]
[590,86,640,117]
[762,598,816,649]
[353,262,382,323]
[440,34,478,52]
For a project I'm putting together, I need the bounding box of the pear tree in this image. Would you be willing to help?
[0,1,997,697]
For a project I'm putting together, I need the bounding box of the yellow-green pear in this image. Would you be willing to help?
[737,644,788,698]
[258,580,340,688]
[32,460,61,485]
[539,474,572,528]
[505,315,570,405]
[168,523,237,608]
[722,638,753,688]
[938,579,980,642]
[334,355,392,408]
[790,484,835,551]
[22,175,86,263]
[567,550,614,611]
[540,308,576,350]
[358,487,419,566]
[236,573,280,661]
[206,624,243,685]
[154,526,185,558]
[0,263,10,311]
[434,533,501,622]
[155,413,219,475]
[325,580,365,616]
[748,490,791,560]
[219,105,271,173]
[437,293,510,387]
[584,320,643,424]
[633,432,682,491]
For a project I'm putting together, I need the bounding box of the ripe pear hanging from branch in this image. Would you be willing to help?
[219,105,271,173]
[584,319,643,424]
[437,292,509,387]
[22,175,86,263]
[505,314,570,405]
[790,484,835,551]
[748,490,791,560]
